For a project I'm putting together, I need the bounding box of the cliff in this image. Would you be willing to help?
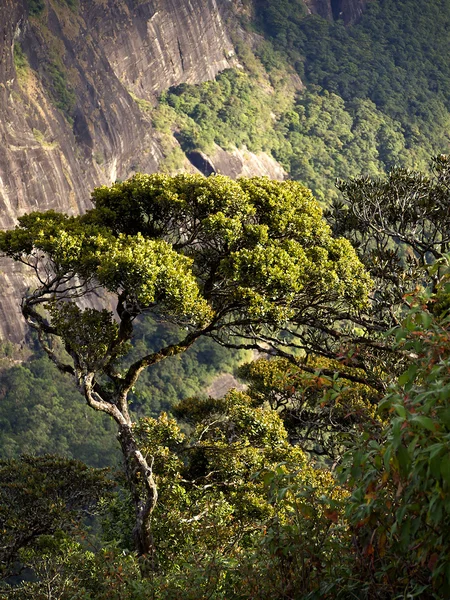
[0,0,238,342]
[305,0,370,24]
[0,0,371,343]
[1,0,236,225]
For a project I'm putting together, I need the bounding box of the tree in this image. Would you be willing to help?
[0,455,111,581]
[100,391,344,598]
[329,155,450,327]
[337,291,450,599]
[135,391,329,572]
[0,173,370,562]
[317,155,450,391]
[238,356,381,461]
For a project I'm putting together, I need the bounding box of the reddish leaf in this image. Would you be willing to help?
[324,509,339,523]
[428,553,439,571]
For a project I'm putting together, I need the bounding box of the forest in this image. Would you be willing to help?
[1,163,450,598]
[2,0,450,597]
[150,0,450,202]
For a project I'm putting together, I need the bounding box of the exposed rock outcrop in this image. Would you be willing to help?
[0,0,237,341]
[305,0,370,24]
[1,0,236,226]
[339,0,370,23]
[187,145,287,180]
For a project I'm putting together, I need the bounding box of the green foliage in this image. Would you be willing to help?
[328,155,450,333]
[87,174,371,329]
[129,391,342,582]
[276,90,420,201]
[160,69,285,154]
[126,317,248,416]
[0,333,246,458]
[337,300,450,598]
[0,174,373,384]
[23,2,77,118]
[45,60,76,117]
[254,0,450,159]
[2,533,154,599]
[129,91,153,113]
[0,455,112,580]
[13,43,29,80]
[157,68,428,201]
[32,128,58,148]
[26,0,45,16]
[87,392,343,600]
[0,356,120,467]
[159,145,186,173]
[96,234,211,320]
[6,0,450,593]
[0,173,370,560]
[0,207,212,331]
[3,536,97,599]
[239,356,380,460]
[8,306,450,597]
[231,466,347,600]
[153,1,450,199]
[50,305,127,371]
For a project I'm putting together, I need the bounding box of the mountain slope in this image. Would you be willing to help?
[2,0,450,342]
[0,0,236,341]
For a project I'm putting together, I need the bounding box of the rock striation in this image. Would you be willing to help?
[0,0,370,342]
[0,0,236,341]
[305,0,370,24]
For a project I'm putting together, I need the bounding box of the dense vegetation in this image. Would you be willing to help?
[155,68,420,202]
[4,291,450,598]
[150,0,450,202]
[0,323,246,467]
[254,0,450,156]
[125,317,249,417]
[3,1,450,597]
[0,355,118,467]
[0,173,371,559]
[26,0,45,16]
[256,0,450,125]
[2,161,450,598]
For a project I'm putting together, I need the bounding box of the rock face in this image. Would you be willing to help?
[305,0,370,24]
[0,0,237,342]
[1,0,235,227]
[1,0,360,342]
[339,0,370,23]
[187,145,287,180]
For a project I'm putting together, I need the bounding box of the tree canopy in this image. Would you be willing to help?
[3,164,450,597]
[0,454,111,580]
[328,155,450,327]
[0,173,370,561]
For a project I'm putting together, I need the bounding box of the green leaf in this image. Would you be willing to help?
[396,445,411,476]
[410,415,436,432]
[420,311,432,328]
[407,435,419,454]
[394,404,407,419]
[398,364,418,387]
[439,408,450,428]
[391,418,403,449]
[399,517,411,549]
[428,443,445,459]
[383,445,392,471]
[430,453,442,480]
[440,459,450,485]
[276,487,289,501]
[395,327,407,343]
